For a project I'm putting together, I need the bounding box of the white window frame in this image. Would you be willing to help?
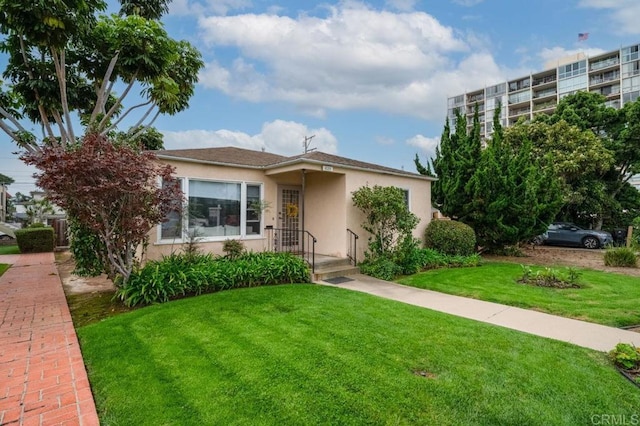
[157,177,264,244]
[400,188,411,211]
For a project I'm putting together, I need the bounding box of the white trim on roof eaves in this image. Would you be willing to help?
[265,157,437,181]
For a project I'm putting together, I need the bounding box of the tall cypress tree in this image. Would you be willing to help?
[431,106,482,221]
[469,106,563,250]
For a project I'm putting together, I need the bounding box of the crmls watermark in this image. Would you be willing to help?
[591,414,640,425]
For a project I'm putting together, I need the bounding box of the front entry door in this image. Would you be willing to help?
[278,186,301,249]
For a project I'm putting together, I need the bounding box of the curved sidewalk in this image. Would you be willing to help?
[0,253,99,426]
[324,274,640,352]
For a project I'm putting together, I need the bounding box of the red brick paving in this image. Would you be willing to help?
[0,253,99,426]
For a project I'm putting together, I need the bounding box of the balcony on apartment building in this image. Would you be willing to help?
[466,103,485,116]
[590,85,621,98]
[532,88,557,100]
[605,99,621,109]
[508,106,531,118]
[589,71,621,88]
[508,78,531,93]
[533,100,557,112]
[531,74,557,90]
[589,56,619,73]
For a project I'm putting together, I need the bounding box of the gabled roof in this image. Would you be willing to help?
[156,146,433,180]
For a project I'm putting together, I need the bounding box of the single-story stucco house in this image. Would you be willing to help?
[147,146,435,268]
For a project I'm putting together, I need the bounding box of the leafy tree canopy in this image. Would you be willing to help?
[522,91,640,228]
[22,133,182,284]
[0,0,203,152]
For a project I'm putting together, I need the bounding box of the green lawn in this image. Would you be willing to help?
[397,262,640,327]
[79,285,639,426]
[0,245,19,255]
[0,264,8,277]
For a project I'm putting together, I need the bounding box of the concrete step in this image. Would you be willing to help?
[314,257,353,269]
[313,264,360,282]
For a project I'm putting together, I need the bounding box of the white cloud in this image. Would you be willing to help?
[196,2,506,121]
[406,134,439,161]
[579,0,640,35]
[162,120,338,157]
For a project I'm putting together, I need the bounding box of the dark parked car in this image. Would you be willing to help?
[536,222,613,249]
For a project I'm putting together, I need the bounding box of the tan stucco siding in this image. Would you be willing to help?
[344,170,432,262]
[304,172,347,257]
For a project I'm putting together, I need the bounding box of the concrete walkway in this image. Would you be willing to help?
[0,253,99,426]
[322,274,640,352]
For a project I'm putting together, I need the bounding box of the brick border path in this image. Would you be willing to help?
[0,253,99,426]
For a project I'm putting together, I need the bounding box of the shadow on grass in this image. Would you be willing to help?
[66,291,135,328]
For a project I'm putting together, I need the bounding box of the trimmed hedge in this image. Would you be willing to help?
[15,227,55,253]
[424,220,476,256]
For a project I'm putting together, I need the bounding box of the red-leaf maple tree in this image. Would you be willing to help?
[23,133,182,284]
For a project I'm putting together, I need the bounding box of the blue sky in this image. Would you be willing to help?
[2,0,640,194]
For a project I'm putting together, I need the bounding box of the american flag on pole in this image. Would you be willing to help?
[578,32,589,41]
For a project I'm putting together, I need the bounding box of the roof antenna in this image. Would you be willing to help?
[303,135,316,154]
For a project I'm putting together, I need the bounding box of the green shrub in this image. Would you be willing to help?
[418,248,449,269]
[28,222,46,228]
[69,219,107,276]
[117,252,311,306]
[223,239,245,260]
[361,248,482,281]
[15,227,55,253]
[424,220,476,256]
[393,237,423,275]
[604,247,637,268]
[609,343,640,370]
[359,257,402,281]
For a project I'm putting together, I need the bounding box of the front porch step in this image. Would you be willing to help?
[312,257,360,282]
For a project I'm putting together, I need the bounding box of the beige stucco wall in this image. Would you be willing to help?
[303,172,347,257]
[343,170,432,263]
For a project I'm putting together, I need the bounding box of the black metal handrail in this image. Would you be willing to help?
[347,228,359,266]
[265,227,317,272]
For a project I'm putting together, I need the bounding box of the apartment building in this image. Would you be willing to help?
[447,42,640,138]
